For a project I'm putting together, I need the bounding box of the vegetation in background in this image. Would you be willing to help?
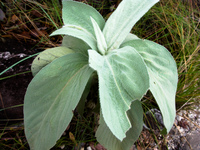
[0,0,199,149]
[134,0,200,109]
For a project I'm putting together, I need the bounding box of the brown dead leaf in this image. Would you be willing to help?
[31,10,43,18]
[21,31,31,39]
[89,142,96,150]
[69,132,77,146]
[30,29,40,38]
[30,28,48,38]
[11,14,18,23]
[95,144,107,150]
[40,30,48,36]
[137,145,142,150]
[89,142,106,150]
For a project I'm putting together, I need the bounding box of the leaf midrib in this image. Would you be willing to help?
[105,57,130,108]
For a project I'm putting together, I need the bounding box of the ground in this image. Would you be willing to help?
[0,38,35,119]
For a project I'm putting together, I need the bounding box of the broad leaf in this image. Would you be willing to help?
[88,47,149,141]
[96,100,143,150]
[62,35,90,55]
[123,33,139,43]
[121,39,178,133]
[31,47,73,76]
[51,25,97,50]
[51,0,105,50]
[24,53,94,150]
[103,0,159,51]
[62,0,105,34]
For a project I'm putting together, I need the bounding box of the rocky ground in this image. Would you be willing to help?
[168,103,200,150]
[133,103,200,150]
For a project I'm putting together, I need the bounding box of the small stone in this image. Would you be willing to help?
[176,115,183,121]
[59,145,65,149]
[0,8,6,21]
[188,113,196,119]
[178,111,183,116]
[145,108,164,130]
[16,53,27,58]
[179,127,185,134]
[0,52,12,59]
[87,146,92,150]
[183,131,200,150]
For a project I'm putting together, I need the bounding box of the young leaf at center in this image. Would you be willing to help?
[90,17,107,55]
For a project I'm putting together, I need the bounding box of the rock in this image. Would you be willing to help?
[144,108,164,130]
[0,8,6,22]
[167,103,200,149]
[183,131,200,150]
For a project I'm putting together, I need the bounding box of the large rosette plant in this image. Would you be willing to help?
[24,0,178,149]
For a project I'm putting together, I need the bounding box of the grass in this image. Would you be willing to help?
[0,0,199,149]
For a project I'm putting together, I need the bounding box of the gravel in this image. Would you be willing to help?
[135,103,200,150]
[167,103,200,150]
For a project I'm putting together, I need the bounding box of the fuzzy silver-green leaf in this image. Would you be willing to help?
[121,39,178,133]
[31,47,74,76]
[103,0,159,51]
[96,100,143,150]
[24,53,93,150]
[88,46,149,141]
